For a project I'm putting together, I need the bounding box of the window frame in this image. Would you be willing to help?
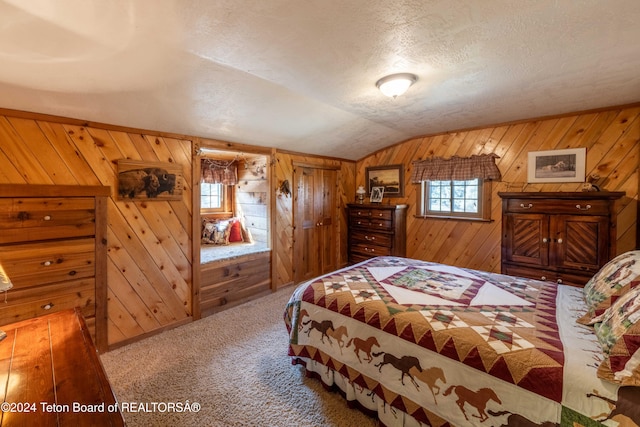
[200,182,233,215]
[416,178,492,221]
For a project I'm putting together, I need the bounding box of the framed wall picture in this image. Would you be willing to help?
[117,160,184,200]
[527,148,586,183]
[365,164,404,197]
[370,186,384,203]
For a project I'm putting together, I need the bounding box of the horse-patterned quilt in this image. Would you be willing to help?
[284,256,640,427]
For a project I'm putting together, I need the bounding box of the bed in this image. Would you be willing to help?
[284,255,640,427]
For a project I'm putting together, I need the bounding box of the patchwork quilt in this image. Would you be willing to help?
[284,256,640,427]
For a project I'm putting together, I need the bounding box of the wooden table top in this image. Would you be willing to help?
[0,308,124,426]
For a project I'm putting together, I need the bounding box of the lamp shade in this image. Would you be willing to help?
[376,73,417,98]
[0,263,13,292]
[356,185,366,195]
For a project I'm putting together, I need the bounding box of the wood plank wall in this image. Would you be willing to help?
[356,105,640,273]
[1,104,636,347]
[0,109,194,348]
[236,154,269,244]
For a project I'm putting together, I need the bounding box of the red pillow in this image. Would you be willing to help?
[228,220,243,243]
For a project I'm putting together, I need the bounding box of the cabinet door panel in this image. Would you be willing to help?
[504,213,549,266]
[552,215,608,272]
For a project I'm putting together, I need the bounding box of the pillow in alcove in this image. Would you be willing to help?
[201,218,219,244]
[241,225,253,244]
[228,218,244,243]
[212,220,231,245]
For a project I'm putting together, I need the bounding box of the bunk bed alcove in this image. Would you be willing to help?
[196,146,272,318]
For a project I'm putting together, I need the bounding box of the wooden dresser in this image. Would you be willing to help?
[347,203,407,264]
[499,192,624,287]
[0,184,110,352]
[0,309,124,426]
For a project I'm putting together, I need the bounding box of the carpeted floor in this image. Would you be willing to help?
[101,288,378,427]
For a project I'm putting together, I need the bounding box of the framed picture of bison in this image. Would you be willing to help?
[117,160,184,200]
[527,148,586,183]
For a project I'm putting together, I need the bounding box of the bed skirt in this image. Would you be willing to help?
[292,356,449,427]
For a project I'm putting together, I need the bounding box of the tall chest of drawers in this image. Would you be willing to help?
[347,203,407,264]
[0,184,110,351]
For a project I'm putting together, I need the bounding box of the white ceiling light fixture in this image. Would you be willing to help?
[376,73,418,98]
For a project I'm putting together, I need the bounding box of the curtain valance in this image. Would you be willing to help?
[410,153,501,183]
[201,159,238,185]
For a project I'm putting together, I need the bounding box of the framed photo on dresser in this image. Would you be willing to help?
[370,186,384,203]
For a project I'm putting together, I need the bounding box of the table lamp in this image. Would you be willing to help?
[356,186,366,204]
[0,263,13,341]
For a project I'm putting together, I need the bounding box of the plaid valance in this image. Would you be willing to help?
[410,153,501,183]
[201,159,238,185]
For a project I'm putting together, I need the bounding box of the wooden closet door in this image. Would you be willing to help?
[318,168,337,274]
[293,166,338,283]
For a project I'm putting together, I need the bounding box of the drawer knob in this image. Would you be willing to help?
[557,279,563,284]
[43,215,52,221]
[542,238,548,243]
[43,261,52,266]
[378,213,383,217]
[541,276,546,281]
[42,303,54,310]
[575,204,591,211]
[520,203,533,209]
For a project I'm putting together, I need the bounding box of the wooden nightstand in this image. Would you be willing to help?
[0,308,124,426]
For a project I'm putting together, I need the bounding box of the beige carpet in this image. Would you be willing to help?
[101,288,378,427]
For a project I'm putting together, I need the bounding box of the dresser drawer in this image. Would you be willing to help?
[349,208,393,220]
[350,217,393,231]
[505,198,609,215]
[502,264,592,287]
[0,278,95,325]
[351,232,392,247]
[0,238,95,289]
[0,197,96,244]
[351,242,392,257]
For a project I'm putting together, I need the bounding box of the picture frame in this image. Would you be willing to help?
[527,148,586,183]
[370,186,384,203]
[365,164,404,197]
[117,160,184,200]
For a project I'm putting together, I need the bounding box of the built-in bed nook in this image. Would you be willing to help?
[197,148,272,317]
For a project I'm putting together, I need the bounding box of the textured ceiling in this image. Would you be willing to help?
[1,0,639,160]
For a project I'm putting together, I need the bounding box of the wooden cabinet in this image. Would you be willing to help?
[0,184,109,351]
[499,192,624,287]
[347,203,407,264]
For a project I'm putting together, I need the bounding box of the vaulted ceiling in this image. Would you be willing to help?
[1,1,639,160]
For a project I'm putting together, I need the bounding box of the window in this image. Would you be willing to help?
[411,153,500,221]
[201,183,226,211]
[417,178,491,220]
